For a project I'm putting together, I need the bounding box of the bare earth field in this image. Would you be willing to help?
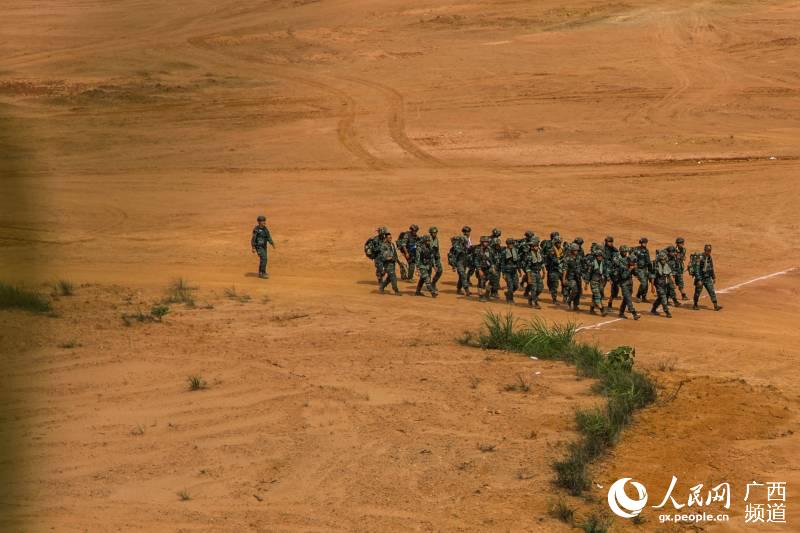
[1,0,799,531]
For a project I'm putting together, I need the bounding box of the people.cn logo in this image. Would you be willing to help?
[607,478,649,518]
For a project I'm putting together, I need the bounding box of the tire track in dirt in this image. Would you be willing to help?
[337,76,447,167]
[187,36,388,170]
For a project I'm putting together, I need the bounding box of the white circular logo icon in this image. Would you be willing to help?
[607,478,648,518]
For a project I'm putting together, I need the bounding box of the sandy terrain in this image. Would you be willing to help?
[1,0,799,531]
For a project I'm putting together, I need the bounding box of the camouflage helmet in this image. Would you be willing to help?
[429,226,438,234]
[257,215,266,221]
[667,245,677,253]
[491,228,501,237]
[462,225,472,233]
[704,243,712,251]
[529,237,540,246]
[619,244,629,253]
[410,224,419,232]
[550,231,560,240]
[524,230,535,239]
[639,236,648,244]
[553,235,562,243]
[605,235,614,243]
[570,243,580,252]
[573,236,584,245]
[377,226,388,235]
[657,251,667,260]
[506,237,515,245]
[480,236,490,244]
[421,234,432,242]
[590,243,602,253]
[676,237,685,244]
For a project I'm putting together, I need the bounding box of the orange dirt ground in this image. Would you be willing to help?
[1,1,799,531]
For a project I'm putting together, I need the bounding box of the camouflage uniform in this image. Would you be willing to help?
[665,246,683,306]
[692,246,722,310]
[429,227,443,290]
[602,237,619,308]
[378,236,401,294]
[365,226,387,283]
[633,239,653,301]
[616,255,640,319]
[251,218,274,278]
[586,253,609,315]
[397,225,420,281]
[448,234,472,296]
[674,238,688,299]
[543,235,564,304]
[473,238,498,301]
[562,245,583,310]
[651,254,673,317]
[414,236,438,297]
[498,238,521,303]
[523,240,545,308]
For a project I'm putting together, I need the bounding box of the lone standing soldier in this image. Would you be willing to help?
[650,252,673,318]
[692,244,723,311]
[251,215,275,279]
[378,232,402,295]
[524,238,545,308]
[617,255,641,320]
[414,235,439,297]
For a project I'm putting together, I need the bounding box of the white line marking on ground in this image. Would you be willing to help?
[575,266,797,333]
[482,40,512,46]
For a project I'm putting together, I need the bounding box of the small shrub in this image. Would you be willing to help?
[478,443,496,453]
[580,513,610,533]
[150,304,170,321]
[504,373,530,393]
[0,283,51,313]
[178,489,191,501]
[55,280,74,296]
[468,375,480,389]
[549,497,575,523]
[188,375,207,391]
[164,278,196,305]
[553,442,589,495]
[130,424,145,436]
[657,358,676,372]
[224,286,251,303]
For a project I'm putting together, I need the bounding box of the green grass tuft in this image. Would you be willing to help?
[549,497,576,524]
[188,375,207,391]
[580,513,611,533]
[464,312,656,496]
[0,283,52,313]
[55,280,74,296]
[163,278,196,306]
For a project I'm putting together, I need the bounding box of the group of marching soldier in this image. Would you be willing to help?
[364,225,722,319]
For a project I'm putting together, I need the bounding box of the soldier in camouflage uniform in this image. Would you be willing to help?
[665,246,683,307]
[378,232,402,295]
[543,233,564,304]
[517,230,536,296]
[523,238,545,308]
[616,255,640,320]
[473,236,498,302]
[674,237,688,300]
[586,248,609,315]
[562,243,583,311]
[602,236,620,309]
[251,215,276,279]
[397,224,420,281]
[414,235,438,297]
[498,237,521,303]
[650,251,674,318]
[692,244,723,311]
[365,226,388,284]
[633,237,653,302]
[448,229,472,297]
[428,226,443,291]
